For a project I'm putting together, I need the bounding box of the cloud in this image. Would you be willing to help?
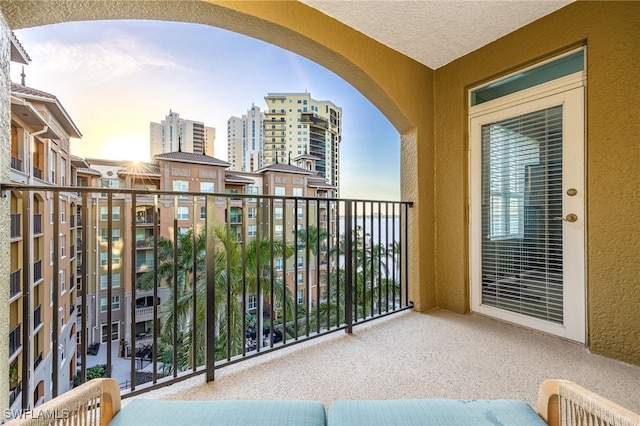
[26,28,186,84]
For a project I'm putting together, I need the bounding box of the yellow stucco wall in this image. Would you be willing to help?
[434,1,640,364]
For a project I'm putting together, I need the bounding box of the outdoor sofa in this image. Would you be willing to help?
[4,378,640,426]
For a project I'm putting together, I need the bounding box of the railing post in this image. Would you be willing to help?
[344,201,353,334]
[205,195,216,382]
[21,191,30,409]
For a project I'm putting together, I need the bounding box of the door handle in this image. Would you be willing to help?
[553,214,578,222]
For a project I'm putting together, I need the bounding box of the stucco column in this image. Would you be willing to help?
[0,13,11,414]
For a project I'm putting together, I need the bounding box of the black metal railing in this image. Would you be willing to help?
[9,324,21,358]
[10,269,21,299]
[10,213,21,238]
[2,184,412,404]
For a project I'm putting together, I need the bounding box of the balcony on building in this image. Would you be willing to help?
[10,156,23,172]
[9,269,21,300]
[10,213,20,239]
[33,304,42,331]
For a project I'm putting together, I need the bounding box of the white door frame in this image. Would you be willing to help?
[469,73,586,343]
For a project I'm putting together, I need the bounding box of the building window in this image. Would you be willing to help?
[247,294,257,311]
[60,270,66,293]
[275,224,283,237]
[293,187,303,197]
[100,251,120,266]
[60,201,66,223]
[200,206,206,220]
[200,181,214,193]
[275,187,285,196]
[100,206,120,221]
[100,296,121,313]
[297,289,304,304]
[275,258,283,271]
[247,186,259,201]
[100,274,121,290]
[177,206,189,220]
[60,157,66,186]
[173,180,189,197]
[60,234,66,258]
[297,257,304,268]
[275,207,283,219]
[297,208,304,219]
[248,224,257,237]
[100,228,120,243]
[49,149,56,183]
[297,273,303,284]
[50,238,54,264]
[248,207,257,219]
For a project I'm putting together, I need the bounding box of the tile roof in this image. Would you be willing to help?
[293,153,322,161]
[118,162,161,177]
[257,162,313,175]
[307,177,335,189]
[225,174,255,184]
[153,151,230,167]
[76,167,102,177]
[11,82,56,100]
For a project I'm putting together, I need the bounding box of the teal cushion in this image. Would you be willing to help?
[328,399,547,426]
[108,399,326,426]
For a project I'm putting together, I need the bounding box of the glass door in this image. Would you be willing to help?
[470,84,585,342]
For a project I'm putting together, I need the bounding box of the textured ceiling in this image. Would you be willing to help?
[300,0,574,69]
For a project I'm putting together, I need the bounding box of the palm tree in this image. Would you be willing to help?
[317,226,399,327]
[294,225,328,256]
[139,225,296,372]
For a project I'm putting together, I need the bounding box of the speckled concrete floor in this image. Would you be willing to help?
[136,309,640,414]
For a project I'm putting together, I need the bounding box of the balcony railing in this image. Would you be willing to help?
[34,214,43,235]
[33,167,42,180]
[10,269,21,299]
[11,156,23,172]
[34,305,42,329]
[10,213,21,238]
[9,324,21,358]
[34,352,43,370]
[9,382,22,407]
[1,183,412,405]
[33,259,42,283]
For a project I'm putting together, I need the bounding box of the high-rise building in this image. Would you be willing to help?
[263,93,341,190]
[149,110,215,159]
[227,104,265,172]
[229,94,342,192]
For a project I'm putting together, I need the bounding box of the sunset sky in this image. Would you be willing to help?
[12,20,400,200]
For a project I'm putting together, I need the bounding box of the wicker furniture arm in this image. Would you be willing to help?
[5,378,121,426]
[538,379,640,426]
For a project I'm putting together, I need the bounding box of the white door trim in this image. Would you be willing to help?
[469,77,585,343]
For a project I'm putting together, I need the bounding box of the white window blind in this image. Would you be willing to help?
[481,105,564,323]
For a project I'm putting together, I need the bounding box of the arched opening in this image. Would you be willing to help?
[1,3,435,337]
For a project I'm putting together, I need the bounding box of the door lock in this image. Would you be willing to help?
[553,214,578,222]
